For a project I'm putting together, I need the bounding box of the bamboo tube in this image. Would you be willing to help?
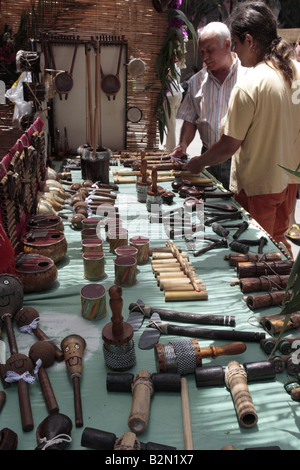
[245,290,292,310]
[149,246,182,256]
[181,378,193,450]
[151,257,189,266]
[259,311,300,335]
[161,282,206,292]
[153,265,195,275]
[157,272,202,283]
[224,252,282,267]
[239,274,291,293]
[225,361,258,428]
[164,290,208,302]
[128,370,153,434]
[152,252,189,260]
[237,260,293,278]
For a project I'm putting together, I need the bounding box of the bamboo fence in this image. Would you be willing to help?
[1,0,169,150]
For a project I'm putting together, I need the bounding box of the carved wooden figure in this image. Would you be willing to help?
[0,274,24,355]
[61,334,86,427]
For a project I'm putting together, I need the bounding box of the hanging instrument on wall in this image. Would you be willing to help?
[48,37,79,100]
[101,43,123,100]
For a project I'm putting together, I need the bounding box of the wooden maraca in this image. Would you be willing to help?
[29,341,59,414]
[102,285,136,371]
[4,353,35,431]
[61,334,86,427]
[15,306,64,362]
[0,274,24,355]
[35,412,73,450]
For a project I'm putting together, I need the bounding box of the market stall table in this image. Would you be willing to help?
[0,163,298,451]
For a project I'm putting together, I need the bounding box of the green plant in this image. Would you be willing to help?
[269,162,300,356]
[268,251,300,357]
[278,163,300,178]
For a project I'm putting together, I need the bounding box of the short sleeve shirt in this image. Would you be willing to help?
[222,61,300,196]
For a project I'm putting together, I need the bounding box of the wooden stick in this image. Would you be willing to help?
[85,43,94,146]
[181,378,193,450]
[114,175,174,184]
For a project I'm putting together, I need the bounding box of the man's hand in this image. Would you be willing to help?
[170,144,186,160]
[183,156,204,174]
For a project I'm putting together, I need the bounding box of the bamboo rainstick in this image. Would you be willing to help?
[106,370,181,435]
[225,360,258,428]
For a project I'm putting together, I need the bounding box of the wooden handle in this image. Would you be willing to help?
[18,379,34,432]
[2,316,18,356]
[109,285,124,336]
[151,167,158,194]
[33,329,64,362]
[141,158,148,183]
[73,375,83,427]
[181,378,193,450]
[200,342,247,359]
[38,367,59,414]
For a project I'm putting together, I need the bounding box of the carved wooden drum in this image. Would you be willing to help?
[26,214,64,232]
[15,253,58,293]
[21,229,67,264]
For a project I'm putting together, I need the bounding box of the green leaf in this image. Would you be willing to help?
[278,163,300,178]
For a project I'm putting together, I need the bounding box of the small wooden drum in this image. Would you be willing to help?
[26,214,64,232]
[21,229,67,264]
[15,253,58,293]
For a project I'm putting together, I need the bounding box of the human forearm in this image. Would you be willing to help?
[171,121,197,157]
[184,135,242,174]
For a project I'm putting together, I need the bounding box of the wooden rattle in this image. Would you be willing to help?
[102,285,136,371]
[35,413,73,450]
[4,353,35,431]
[0,274,24,355]
[15,306,64,362]
[29,341,59,414]
[61,334,86,427]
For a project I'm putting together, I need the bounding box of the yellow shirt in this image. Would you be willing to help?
[222,60,300,196]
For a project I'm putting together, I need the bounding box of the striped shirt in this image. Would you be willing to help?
[177,55,246,149]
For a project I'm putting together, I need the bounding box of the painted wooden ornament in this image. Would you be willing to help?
[61,334,86,427]
[14,252,57,293]
[21,229,67,264]
[0,274,24,355]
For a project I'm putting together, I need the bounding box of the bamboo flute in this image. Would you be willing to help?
[225,361,258,428]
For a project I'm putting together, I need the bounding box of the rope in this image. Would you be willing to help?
[39,434,72,450]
